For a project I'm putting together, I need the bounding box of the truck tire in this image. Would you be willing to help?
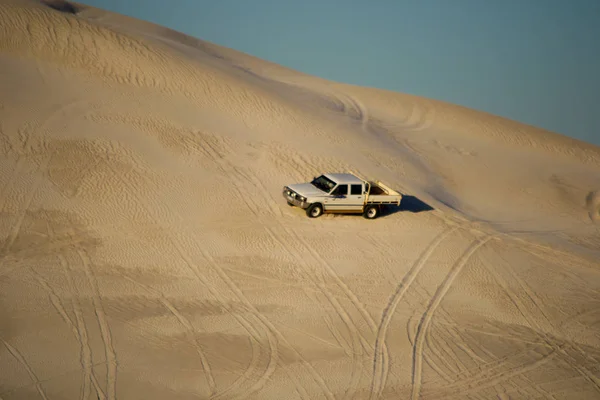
[306,203,323,218]
[287,201,294,207]
[363,205,379,219]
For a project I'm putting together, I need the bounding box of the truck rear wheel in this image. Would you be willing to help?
[306,203,323,218]
[363,205,379,219]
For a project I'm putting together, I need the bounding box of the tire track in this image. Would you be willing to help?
[407,268,481,398]
[426,323,472,375]
[250,174,390,398]
[423,326,464,385]
[101,121,342,397]
[43,219,104,400]
[1,98,91,275]
[411,235,492,400]
[0,126,40,213]
[173,232,278,400]
[121,275,217,395]
[409,283,493,399]
[419,311,491,392]
[414,293,555,399]
[1,338,49,400]
[58,251,107,400]
[388,99,436,133]
[193,133,271,218]
[28,256,104,400]
[102,161,268,397]
[352,95,435,135]
[333,90,400,154]
[482,245,600,396]
[288,228,400,399]
[425,293,558,400]
[0,98,86,213]
[263,142,351,185]
[229,152,397,398]
[0,155,49,258]
[425,317,549,348]
[560,307,600,329]
[405,100,436,132]
[191,134,365,395]
[0,141,25,212]
[289,229,375,352]
[294,229,379,344]
[370,227,457,400]
[153,183,336,396]
[196,223,335,399]
[102,161,284,400]
[0,228,98,267]
[263,226,364,399]
[183,248,282,400]
[234,166,284,218]
[322,314,353,355]
[511,235,599,277]
[221,143,390,392]
[424,349,557,400]
[336,92,368,131]
[76,249,117,400]
[0,360,109,400]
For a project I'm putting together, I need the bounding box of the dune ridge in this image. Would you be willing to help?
[1,1,599,399]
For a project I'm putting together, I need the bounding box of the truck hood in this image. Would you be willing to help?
[287,183,328,197]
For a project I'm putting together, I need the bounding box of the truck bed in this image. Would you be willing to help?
[365,181,402,205]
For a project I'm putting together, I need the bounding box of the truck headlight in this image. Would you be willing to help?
[297,195,306,202]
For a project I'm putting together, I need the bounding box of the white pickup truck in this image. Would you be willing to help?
[282,173,402,219]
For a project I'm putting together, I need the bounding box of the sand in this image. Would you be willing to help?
[1,1,599,399]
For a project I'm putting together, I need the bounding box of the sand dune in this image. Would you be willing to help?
[1,1,599,399]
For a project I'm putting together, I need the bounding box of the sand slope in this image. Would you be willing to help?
[1,1,599,399]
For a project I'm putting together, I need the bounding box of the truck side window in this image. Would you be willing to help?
[351,184,362,195]
[332,184,348,195]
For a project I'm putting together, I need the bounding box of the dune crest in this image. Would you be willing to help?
[1,1,599,399]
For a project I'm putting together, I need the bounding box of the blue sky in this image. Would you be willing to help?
[81,0,600,146]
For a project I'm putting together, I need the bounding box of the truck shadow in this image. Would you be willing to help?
[380,195,434,217]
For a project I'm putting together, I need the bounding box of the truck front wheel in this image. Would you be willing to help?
[363,205,379,219]
[306,203,323,218]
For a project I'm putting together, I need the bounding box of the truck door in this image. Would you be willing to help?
[328,183,364,211]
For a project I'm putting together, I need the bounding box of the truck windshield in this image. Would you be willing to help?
[310,175,336,193]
